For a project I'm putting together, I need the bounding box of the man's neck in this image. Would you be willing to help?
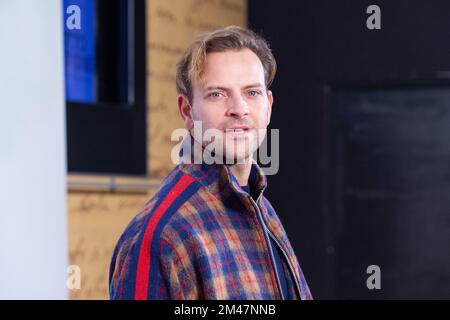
[184,135,253,186]
[229,158,252,186]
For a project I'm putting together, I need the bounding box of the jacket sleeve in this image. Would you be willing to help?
[109,225,200,300]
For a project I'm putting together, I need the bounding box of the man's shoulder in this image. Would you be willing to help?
[110,169,202,260]
[117,165,213,245]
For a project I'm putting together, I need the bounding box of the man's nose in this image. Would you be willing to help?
[226,94,249,118]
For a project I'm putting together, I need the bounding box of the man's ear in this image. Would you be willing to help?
[266,90,273,126]
[178,94,194,130]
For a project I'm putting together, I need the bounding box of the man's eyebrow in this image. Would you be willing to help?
[242,83,265,90]
[203,83,265,91]
[204,85,229,91]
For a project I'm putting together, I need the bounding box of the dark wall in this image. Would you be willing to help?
[248,0,450,299]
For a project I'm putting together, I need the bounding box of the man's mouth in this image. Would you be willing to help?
[224,126,251,138]
[224,125,251,133]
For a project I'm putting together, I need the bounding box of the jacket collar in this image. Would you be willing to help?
[178,134,267,207]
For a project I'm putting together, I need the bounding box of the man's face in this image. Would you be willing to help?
[179,48,273,163]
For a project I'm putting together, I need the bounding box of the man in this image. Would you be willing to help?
[109,26,312,300]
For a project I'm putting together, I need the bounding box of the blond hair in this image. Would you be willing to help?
[176,25,277,103]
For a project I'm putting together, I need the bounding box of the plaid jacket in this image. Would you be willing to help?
[109,154,312,300]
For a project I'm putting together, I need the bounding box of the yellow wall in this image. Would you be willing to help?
[68,0,246,300]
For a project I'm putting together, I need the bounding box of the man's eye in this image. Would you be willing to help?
[248,90,260,97]
[208,92,222,98]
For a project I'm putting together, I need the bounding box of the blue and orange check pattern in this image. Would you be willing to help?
[109,149,312,300]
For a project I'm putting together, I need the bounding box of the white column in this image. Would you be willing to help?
[0,0,68,299]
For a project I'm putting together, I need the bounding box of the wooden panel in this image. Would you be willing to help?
[68,191,155,299]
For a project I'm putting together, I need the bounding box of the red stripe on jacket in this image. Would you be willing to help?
[134,174,195,299]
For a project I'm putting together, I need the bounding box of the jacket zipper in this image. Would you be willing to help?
[266,228,303,299]
[248,194,285,300]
